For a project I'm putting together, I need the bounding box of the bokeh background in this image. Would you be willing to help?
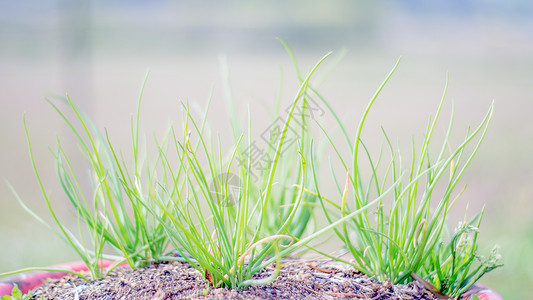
[1,1,532,298]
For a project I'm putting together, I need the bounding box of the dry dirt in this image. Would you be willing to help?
[32,259,438,300]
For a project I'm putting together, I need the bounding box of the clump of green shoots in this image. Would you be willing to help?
[144,52,383,289]
[10,76,172,280]
[0,285,31,300]
[421,209,503,297]
[3,42,501,296]
[220,56,319,246]
[6,51,381,289]
[299,55,501,297]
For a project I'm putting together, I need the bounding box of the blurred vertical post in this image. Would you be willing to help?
[59,0,93,114]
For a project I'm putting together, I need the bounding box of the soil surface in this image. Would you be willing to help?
[31,258,438,300]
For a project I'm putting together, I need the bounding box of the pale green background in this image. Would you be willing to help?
[1,1,532,298]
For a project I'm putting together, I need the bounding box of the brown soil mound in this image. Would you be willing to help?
[32,260,437,300]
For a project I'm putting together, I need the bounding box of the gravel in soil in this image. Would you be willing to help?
[32,260,437,300]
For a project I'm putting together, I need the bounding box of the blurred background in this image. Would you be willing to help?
[1,1,532,298]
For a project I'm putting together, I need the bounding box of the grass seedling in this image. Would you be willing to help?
[3,42,500,297]
[288,50,498,296]
[143,52,351,289]
[8,75,172,280]
[0,284,32,300]
[139,50,398,289]
[4,49,381,289]
[219,56,319,246]
[422,209,502,297]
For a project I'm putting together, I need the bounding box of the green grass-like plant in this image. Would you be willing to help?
[296,55,500,296]
[2,43,500,296]
[0,285,32,300]
[4,51,385,289]
[9,76,172,280]
[141,53,389,289]
[219,53,318,247]
[0,284,33,300]
[422,209,503,297]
